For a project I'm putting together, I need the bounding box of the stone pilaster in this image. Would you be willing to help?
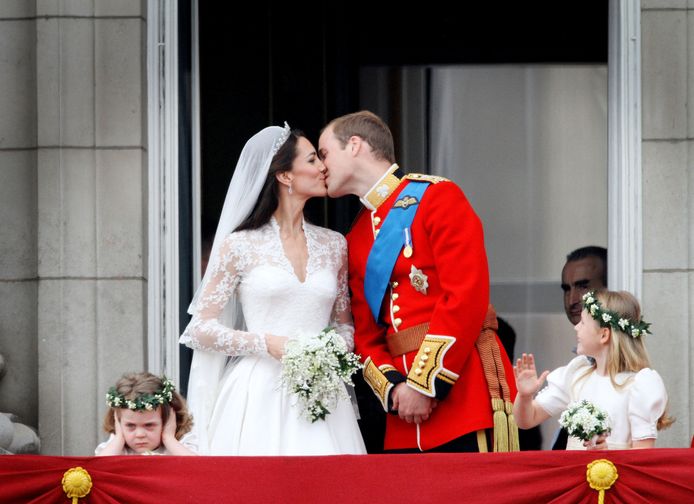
[0,1,39,432]
[36,0,147,455]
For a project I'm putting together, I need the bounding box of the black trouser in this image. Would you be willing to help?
[552,427,569,450]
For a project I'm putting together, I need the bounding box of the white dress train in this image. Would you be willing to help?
[180,218,366,455]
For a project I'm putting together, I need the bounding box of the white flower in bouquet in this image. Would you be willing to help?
[559,399,610,443]
[280,327,362,422]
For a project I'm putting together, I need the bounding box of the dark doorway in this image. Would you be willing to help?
[196,2,607,236]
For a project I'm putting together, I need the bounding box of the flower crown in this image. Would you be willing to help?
[582,291,651,338]
[106,377,175,411]
[270,121,291,157]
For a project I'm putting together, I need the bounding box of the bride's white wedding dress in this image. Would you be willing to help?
[180,217,366,455]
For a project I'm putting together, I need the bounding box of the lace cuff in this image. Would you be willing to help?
[332,322,355,352]
[180,316,268,356]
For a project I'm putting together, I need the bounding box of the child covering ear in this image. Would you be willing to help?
[95,372,198,455]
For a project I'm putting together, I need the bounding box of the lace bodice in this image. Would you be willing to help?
[180,218,354,356]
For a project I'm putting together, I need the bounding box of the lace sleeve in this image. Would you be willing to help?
[179,235,268,356]
[330,235,355,352]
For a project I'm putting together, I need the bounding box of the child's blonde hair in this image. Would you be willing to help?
[584,290,673,430]
[598,290,651,378]
[103,372,193,439]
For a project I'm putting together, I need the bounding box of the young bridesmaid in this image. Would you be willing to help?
[513,290,672,450]
[95,372,197,455]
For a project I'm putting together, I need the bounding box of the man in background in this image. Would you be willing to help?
[561,246,607,326]
[553,245,607,449]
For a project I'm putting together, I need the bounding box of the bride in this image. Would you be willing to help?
[180,123,366,455]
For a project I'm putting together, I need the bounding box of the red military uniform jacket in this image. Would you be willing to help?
[348,166,516,451]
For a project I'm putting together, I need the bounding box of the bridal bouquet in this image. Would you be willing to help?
[280,327,362,422]
[559,399,611,444]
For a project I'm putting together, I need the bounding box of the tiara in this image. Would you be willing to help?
[106,377,175,411]
[270,121,292,157]
[582,292,651,338]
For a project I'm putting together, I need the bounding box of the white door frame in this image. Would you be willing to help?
[145,0,642,378]
[147,0,180,378]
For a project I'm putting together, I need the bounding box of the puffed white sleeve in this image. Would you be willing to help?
[535,356,592,416]
[178,431,199,454]
[329,233,355,351]
[94,434,119,455]
[628,368,667,441]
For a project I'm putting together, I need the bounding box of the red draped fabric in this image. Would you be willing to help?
[2,448,693,503]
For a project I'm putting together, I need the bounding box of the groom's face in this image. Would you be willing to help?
[318,127,352,197]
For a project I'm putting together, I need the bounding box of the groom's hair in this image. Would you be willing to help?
[328,111,395,163]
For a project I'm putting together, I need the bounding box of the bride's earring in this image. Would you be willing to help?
[288,183,293,195]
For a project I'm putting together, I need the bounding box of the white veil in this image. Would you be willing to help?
[183,123,291,454]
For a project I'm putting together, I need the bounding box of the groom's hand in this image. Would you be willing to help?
[391,383,437,424]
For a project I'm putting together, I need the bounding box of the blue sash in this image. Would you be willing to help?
[364,181,429,321]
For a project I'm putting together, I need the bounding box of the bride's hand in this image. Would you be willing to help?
[265,334,288,360]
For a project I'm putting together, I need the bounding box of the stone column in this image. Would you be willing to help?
[0,1,39,433]
[36,0,147,455]
[641,0,692,448]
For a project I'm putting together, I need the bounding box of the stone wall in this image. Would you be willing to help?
[0,0,148,455]
[641,0,693,447]
[0,1,39,435]
[35,0,148,455]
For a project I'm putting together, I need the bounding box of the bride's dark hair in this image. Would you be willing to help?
[234,129,304,232]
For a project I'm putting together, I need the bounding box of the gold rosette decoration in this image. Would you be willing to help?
[586,459,618,504]
[62,467,92,503]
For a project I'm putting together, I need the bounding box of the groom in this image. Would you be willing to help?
[318,111,516,452]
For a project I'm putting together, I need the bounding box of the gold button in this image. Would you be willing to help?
[392,305,400,313]
[374,229,380,237]
[418,361,426,368]
[392,281,399,288]
[424,347,431,354]
[414,368,423,375]
[393,318,402,327]
[421,354,429,361]
[373,216,381,225]
[391,293,399,301]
